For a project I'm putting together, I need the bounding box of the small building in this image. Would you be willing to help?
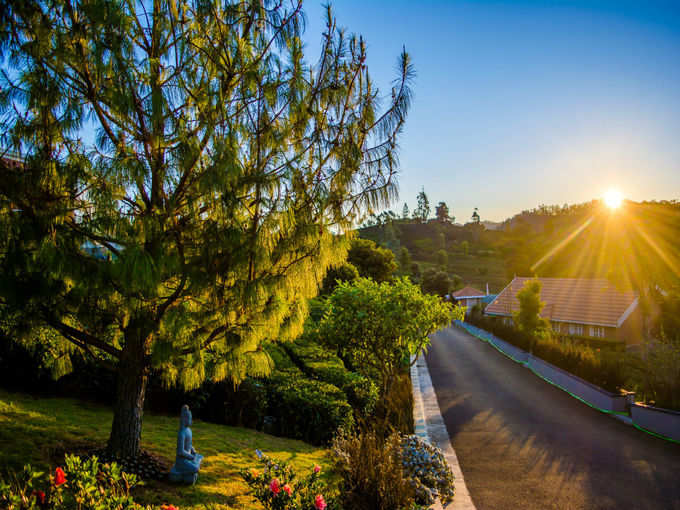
[452,286,487,313]
[484,277,642,346]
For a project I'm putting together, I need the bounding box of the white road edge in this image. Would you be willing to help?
[411,354,477,510]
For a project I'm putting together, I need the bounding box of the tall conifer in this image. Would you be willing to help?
[0,1,413,457]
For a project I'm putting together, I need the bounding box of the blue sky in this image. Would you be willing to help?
[303,1,680,222]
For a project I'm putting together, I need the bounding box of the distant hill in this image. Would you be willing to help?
[358,199,680,294]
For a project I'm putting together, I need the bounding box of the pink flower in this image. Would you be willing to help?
[315,494,327,510]
[313,465,321,474]
[269,478,281,495]
[54,467,66,486]
[283,483,293,496]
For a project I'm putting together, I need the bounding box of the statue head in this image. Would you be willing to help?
[180,404,192,428]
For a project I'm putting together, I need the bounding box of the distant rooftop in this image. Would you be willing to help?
[452,286,486,298]
[485,277,638,328]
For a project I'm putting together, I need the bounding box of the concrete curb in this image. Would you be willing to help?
[411,355,477,510]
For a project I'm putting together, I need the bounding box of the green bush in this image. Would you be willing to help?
[266,373,355,445]
[282,337,379,416]
[0,455,155,510]
[628,339,680,410]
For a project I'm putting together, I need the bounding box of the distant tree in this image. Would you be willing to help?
[398,247,413,274]
[461,240,470,256]
[402,203,410,220]
[436,249,448,268]
[348,239,398,283]
[451,274,462,290]
[319,278,462,395]
[472,208,481,224]
[410,262,421,279]
[514,279,549,340]
[435,202,451,223]
[413,188,430,222]
[321,263,360,294]
[421,268,451,297]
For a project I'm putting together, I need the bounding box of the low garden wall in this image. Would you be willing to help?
[526,354,629,413]
[455,321,680,443]
[630,403,680,443]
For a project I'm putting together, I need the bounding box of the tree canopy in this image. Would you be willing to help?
[0,0,413,457]
[347,238,398,283]
[319,277,462,394]
[513,278,549,337]
[435,201,451,223]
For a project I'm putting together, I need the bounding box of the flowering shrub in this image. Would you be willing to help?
[0,454,164,509]
[240,450,338,510]
[400,435,455,506]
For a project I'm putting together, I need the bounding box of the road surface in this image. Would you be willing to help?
[425,326,680,510]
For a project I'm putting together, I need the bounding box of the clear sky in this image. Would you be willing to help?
[303,0,680,222]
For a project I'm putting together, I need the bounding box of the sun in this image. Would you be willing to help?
[603,189,623,210]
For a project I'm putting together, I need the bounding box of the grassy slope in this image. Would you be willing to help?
[0,389,332,510]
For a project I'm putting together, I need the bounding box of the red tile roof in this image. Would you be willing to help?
[484,277,638,327]
[452,286,485,298]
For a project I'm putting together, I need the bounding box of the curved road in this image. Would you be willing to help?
[426,326,680,510]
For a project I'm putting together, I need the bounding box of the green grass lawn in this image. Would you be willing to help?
[0,389,333,509]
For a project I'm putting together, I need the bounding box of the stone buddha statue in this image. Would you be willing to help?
[169,405,203,484]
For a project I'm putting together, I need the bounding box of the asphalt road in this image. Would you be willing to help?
[425,326,680,510]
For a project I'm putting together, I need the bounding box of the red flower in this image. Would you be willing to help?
[315,494,327,510]
[32,490,46,504]
[160,505,178,510]
[55,467,66,486]
[283,483,293,496]
[269,478,281,495]
[313,464,321,474]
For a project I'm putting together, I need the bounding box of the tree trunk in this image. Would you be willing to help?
[107,353,148,458]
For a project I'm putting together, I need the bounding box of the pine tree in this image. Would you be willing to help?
[435,201,450,223]
[402,203,409,219]
[0,1,413,458]
[413,188,430,222]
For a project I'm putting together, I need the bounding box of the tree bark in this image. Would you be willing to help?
[107,351,149,458]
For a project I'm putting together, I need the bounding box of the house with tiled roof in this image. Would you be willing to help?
[484,277,642,345]
[452,285,487,314]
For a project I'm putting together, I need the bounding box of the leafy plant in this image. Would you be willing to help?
[0,455,149,510]
[320,278,461,396]
[240,450,338,510]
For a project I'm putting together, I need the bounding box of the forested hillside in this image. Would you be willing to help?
[359,199,680,297]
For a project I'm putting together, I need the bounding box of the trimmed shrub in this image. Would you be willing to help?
[266,374,354,445]
[282,337,379,416]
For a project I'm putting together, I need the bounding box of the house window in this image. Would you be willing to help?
[568,324,583,336]
[552,322,561,333]
[589,326,605,338]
